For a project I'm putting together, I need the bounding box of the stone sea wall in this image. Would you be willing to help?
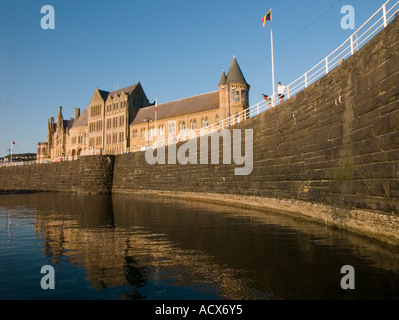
[1,17,398,242]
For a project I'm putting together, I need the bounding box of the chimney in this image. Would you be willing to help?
[74,108,80,120]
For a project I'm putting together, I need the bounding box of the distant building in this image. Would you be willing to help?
[37,56,249,162]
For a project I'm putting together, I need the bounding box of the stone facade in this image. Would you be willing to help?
[66,108,88,158]
[129,56,250,150]
[36,57,249,161]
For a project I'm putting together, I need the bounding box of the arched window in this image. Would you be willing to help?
[191,119,197,130]
[168,122,176,135]
[180,121,186,132]
[159,125,165,136]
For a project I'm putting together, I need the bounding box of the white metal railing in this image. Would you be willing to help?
[5,0,398,165]
[1,160,38,167]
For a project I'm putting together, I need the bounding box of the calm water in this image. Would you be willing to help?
[0,192,398,300]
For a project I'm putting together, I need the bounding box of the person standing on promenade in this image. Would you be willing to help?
[277,82,287,103]
[262,94,271,109]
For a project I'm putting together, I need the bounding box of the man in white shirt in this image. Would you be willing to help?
[277,82,287,103]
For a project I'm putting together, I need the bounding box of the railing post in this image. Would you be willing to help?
[325,57,329,74]
[383,3,387,27]
[305,73,308,87]
[257,103,260,115]
[350,35,354,55]
[287,85,290,99]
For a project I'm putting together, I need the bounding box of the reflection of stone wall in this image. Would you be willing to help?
[0,156,114,194]
[3,193,398,299]
[31,193,147,291]
[28,193,262,298]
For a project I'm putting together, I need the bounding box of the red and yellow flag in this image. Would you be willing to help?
[262,10,271,26]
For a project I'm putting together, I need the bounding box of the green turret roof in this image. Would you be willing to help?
[218,69,227,86]
[226,55,248,85]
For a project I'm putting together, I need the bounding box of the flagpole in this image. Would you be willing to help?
[270,9,276,107]
[10,141,13,164]
[155,99,158,147]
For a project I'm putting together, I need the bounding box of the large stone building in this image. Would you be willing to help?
[37,56,250,162]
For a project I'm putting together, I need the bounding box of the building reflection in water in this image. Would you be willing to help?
[1,192,398,299]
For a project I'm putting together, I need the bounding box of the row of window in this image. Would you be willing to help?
[105,132,125,145]
[106,116,125,129]
[89,137,102,147]
[71,136,84,145]
[89,120,103,132]
[90,105,102,117]
[38,147,47,154]
[104,96,146,114]
[88,132,125,147]
[132,116,221,140]
[231,90,249,104]
[106,100,127,113]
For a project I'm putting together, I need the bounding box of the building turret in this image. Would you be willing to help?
[57,106,63,132]
[218,69,227,87]
[219,55,250,120]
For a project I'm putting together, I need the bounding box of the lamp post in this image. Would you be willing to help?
[144,117,152,148]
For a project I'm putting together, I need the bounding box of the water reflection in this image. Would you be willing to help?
[0,192,398,299]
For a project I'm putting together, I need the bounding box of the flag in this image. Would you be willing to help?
[262,10,271,26]
[12,141,18,145]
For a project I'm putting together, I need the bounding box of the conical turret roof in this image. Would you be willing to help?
[218,69,227,86]
[226,55,248,85]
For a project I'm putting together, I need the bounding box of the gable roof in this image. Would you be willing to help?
[94,83,141,102]
[109,83,139,98]
[71,109,88,128]
[131,91,219,125]
[98,89,110,101]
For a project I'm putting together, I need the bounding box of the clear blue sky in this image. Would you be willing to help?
[0,0,389,155]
